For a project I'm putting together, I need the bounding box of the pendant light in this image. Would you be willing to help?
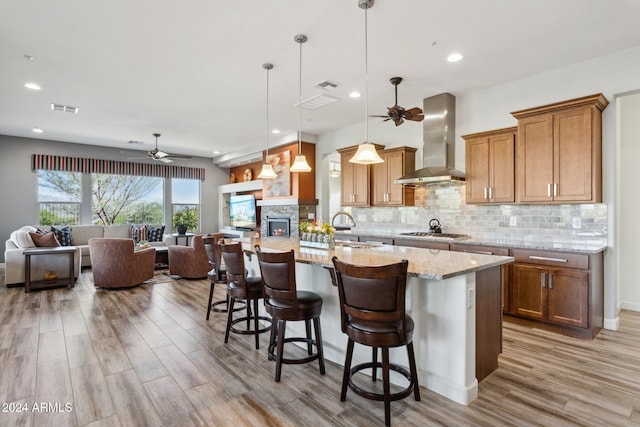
[329,161,341,178]
[350,0,384,165]
[257,63,278,179]
[289,34,313,173]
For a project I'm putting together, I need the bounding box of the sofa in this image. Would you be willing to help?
[4,224,172,286]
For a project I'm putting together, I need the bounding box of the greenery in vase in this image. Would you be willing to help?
[299,220,335,239]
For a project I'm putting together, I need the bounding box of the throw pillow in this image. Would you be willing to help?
[148,225,165,242]
[9,227,37,248]
[51,226,73,246]
[29,232,61,247]
[130,224,148,243]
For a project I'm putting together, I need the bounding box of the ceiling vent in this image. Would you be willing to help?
[296,94,339,110]
[313,80,340,90]
[51,103,79,114]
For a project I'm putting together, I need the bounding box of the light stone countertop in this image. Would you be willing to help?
[239,237,513,280]
[334,230,607,254]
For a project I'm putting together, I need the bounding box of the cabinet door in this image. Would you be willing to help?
[384,150,405,205]
[553,107,593,202]
[490,132,515,203]
[352,162,370,206]
[340,156,356,206]
[465,137,490,203]
[512,264,547,320]
[517,114,554,202]
[372,160,389,205]
[547,268,589,328]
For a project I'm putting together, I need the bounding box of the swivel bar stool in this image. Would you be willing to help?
[331,256,420,427]
[219,241,271,349]
[255,246,325,382]
[203,234,244,320]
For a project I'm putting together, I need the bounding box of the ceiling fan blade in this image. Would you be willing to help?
[394,118,405,126]
[158,157,173,164]
[369,114,390,118]
[404,107,423,116]
[405,114,425,122]
[155,150,169,158]
[166,154,193,159]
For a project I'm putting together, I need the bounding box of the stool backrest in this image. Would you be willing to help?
[331,256,409,334]
[219,241,248,293]
[255,247,298,310]
[203,233,225,280]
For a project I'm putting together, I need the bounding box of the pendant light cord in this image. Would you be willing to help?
[364,5,369,143]
[266,66,270,156]
[298,36,303,152]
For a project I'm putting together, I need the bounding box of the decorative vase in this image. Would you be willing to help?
[176,225,188,235]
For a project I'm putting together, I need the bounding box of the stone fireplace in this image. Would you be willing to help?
[260,204,316,238]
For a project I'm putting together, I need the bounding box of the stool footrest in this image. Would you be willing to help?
[210,299,246,313]
[268,337,321,365]
[229,316,272,335]
[348,362,416,402]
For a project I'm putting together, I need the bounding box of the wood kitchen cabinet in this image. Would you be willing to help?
[511,94,608,203]
[508,248,603,339]
[337,144,384,207]
[463,127,516,204]
[372,146,416,206]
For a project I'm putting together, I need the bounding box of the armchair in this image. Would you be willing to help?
[168,234,210,279]
[88,238,155,288]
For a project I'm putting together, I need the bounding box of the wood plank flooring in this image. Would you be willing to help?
[1,268,639,426]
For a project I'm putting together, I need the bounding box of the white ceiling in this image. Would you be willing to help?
[2,0,640,165]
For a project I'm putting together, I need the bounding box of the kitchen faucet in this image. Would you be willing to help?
[331,211,356,228]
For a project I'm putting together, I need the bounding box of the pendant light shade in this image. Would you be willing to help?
[289,34,313,173]
[257,63,278,180]
[350,0,384,165]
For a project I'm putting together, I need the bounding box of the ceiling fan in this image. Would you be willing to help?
[130,133,192,163]
[370,77,425,126]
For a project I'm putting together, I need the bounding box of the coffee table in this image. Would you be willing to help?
[23,246,76,293]
[154,246,169,269]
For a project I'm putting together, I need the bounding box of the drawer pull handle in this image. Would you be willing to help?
[541,272,546,288]
[529,255,568,263]
[464,250,494,255]
[548,275,553,289]
[484,187,488,199]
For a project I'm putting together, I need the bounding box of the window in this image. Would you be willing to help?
[172,178,200,232]
[91,174,163,225]
[38,171,81,225]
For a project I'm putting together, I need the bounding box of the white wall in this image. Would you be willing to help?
[618,92,640,311]
[317,44,640,328]
[0,135,229,262]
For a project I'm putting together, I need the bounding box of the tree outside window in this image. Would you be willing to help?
[92,174,163,225]
[172,178,200,232]
[38,171,81,225]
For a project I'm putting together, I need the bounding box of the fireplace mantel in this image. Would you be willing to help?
[257,198,318,207]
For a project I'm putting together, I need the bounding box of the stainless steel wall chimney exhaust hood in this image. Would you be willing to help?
[395,93,465,185]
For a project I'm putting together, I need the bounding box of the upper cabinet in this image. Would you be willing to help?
[463,127,516,204]
[372,146,416,206]
[337,145,383,207]
[511,94,608,203]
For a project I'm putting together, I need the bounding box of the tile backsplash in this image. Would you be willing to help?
[350,184,608,246]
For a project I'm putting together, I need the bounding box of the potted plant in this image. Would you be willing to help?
[173,209,198,235]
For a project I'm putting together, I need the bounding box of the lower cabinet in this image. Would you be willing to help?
[508,249,603,339]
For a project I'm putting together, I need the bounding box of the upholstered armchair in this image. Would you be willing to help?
[168,234,210,279]
[88,238,155,288]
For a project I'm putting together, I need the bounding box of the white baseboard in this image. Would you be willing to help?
[620,301,640,312]
[604,316,619,331]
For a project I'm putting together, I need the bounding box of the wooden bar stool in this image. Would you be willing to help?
[203,234,244,319]
[219,241,271,349]
[331,256,420,427]
[255,246,325,382]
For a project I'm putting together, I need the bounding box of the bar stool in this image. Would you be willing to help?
[219,241,271,349]
[331,256,420,427]
[203,234,244,320]
[255,246,325,382]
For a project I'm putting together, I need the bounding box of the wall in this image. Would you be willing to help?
[316,44,640,328]
[0,135,229,262]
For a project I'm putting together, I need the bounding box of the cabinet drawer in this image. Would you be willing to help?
[394,239,450,251]
[358,236,394,245]
[450,243,509,256]
[511,249,588,270]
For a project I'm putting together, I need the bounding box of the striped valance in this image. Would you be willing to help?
[32,154,205,181]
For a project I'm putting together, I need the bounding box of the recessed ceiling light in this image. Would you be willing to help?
[32,127,43,133]
[213,150,221,155]
[24,54,35,61]
[25,82,41,90]
[349,91,361,98]
[272,129,280,134]
[447,52,464,63]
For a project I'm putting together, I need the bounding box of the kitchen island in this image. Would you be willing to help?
[238,237,513,405]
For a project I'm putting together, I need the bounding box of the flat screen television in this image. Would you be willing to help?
[229,194,257,230]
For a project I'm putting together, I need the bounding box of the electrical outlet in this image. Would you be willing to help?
[509,216,517,227]
[572,217,581,228]
[308,213,315,220]
[467,288,474,309]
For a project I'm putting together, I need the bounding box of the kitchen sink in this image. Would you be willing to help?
[335,241,383,249]
[399,231,470,239]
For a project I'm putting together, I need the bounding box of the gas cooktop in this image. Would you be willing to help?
[399,231,470,239]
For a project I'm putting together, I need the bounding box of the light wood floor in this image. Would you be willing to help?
[1,268,639,426]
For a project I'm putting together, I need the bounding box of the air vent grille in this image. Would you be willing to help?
[313,80,340,90]
[51,103,79,114]
[296,94,339,110]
